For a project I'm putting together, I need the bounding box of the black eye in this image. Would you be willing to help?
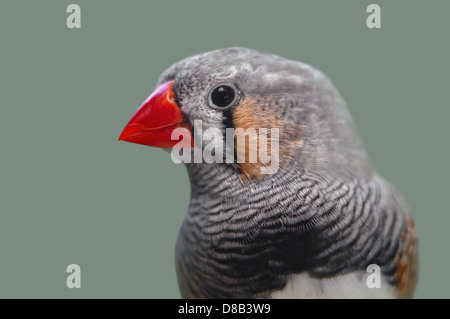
[209,84,238,109]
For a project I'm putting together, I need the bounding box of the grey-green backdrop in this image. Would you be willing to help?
[0,0,448,298]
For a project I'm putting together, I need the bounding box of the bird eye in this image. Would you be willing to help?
[208,84,239,110]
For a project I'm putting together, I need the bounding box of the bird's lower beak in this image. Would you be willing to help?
[118,80,193,148]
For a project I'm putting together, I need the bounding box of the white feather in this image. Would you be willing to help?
[271,272,395,299]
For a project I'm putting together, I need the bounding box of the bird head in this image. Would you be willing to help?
[119,48,373,183]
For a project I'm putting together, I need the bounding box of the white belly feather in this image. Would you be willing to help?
[271,272,395,299]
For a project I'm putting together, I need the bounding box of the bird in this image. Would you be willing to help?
[118,47,418,299]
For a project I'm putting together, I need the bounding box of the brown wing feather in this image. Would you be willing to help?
[395,216,419,298]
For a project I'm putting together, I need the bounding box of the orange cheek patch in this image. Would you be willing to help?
[232,96,300,182]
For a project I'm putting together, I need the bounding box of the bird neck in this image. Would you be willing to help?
[185,162,242,197]
[184,161,305,199]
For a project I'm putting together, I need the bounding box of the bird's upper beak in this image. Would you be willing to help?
[118,80,193,148]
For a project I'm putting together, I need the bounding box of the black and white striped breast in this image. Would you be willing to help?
[175,163,410,299]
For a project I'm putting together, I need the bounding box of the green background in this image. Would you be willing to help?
[0,0,448,298]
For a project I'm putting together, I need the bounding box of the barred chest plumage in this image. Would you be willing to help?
[175,163,414,299]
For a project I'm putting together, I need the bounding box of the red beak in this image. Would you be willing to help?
[118,81,193,148]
